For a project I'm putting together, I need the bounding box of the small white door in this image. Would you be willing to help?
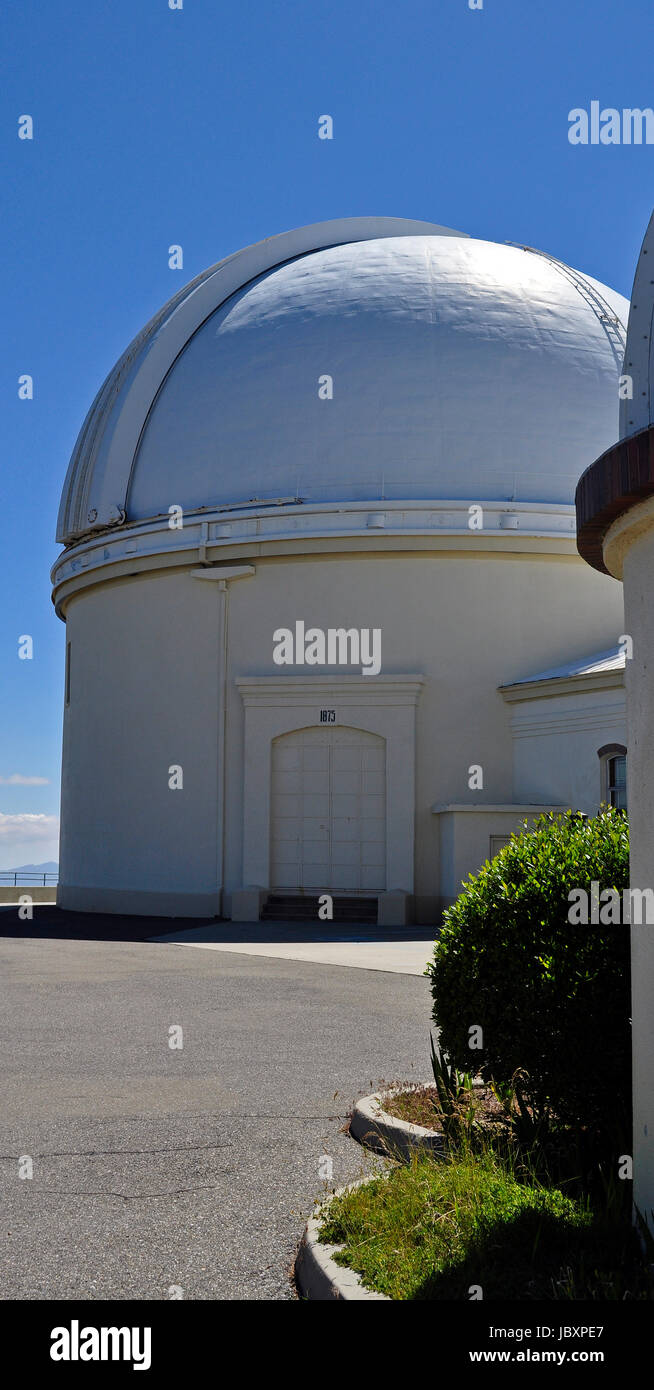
[270,726,386,893]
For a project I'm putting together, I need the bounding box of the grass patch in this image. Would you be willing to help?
[318,1150,651,1300]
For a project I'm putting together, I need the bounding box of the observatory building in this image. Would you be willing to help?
[52,217,629,923]
[576,207,654,1231]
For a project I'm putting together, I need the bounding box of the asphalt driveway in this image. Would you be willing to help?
[0,928,432,1300]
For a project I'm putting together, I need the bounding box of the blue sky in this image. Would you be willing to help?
[2,0,654,868]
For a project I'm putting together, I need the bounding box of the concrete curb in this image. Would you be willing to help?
[350,1086,445,1158]
[295,1178,390,1301]
[0,888,57,906]
[296,1081,484,1298]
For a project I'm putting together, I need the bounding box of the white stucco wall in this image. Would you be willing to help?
[56,546,625,920]
[509,686,626,811]
[58,572,223,915]
[609,509,654,1232]
[432,804,568,904]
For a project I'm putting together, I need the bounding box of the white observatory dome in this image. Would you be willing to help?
[56,218,628,547]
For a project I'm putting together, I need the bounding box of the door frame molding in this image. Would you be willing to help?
[236,675,424,893]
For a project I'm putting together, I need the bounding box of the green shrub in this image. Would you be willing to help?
[427,809,631,1136]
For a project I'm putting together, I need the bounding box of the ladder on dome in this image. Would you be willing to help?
[506,242,627,371]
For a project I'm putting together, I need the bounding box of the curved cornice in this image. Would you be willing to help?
[51,497,580,618]
[576,424,654,574]
[56,217,466,546]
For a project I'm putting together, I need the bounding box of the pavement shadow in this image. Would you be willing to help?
[0,904,221,943]
[0,905,437,945]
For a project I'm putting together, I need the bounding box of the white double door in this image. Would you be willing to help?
[270,726,386,893]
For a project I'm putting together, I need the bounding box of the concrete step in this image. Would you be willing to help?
[261,894,378,924]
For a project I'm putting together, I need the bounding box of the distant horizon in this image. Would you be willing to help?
[0,860,58,875]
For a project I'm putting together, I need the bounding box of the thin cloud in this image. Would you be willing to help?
[0,774,50,786]
[0,813,59,843]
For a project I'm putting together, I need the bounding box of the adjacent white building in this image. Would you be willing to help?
[52,217,629,922]
[577,207,654,1232]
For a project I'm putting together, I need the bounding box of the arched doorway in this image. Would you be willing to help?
[270,725,386,893]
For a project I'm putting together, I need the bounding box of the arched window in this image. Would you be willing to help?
[597,744,627,810]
